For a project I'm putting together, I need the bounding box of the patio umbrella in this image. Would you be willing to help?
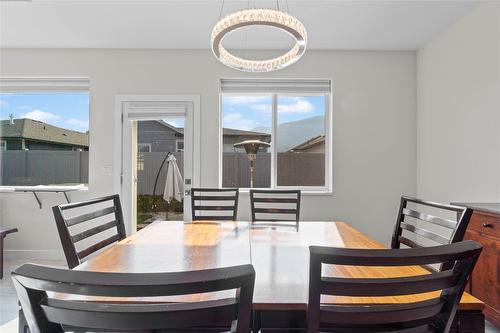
[163,154,184,218]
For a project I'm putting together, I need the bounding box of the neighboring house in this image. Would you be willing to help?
[0,118,89,151]
[288,135,325,153]
[138,120,270,153]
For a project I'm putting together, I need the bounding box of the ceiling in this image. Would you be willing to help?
[0,0,481,50]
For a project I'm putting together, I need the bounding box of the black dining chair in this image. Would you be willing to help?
[250,189,301,230]
[12,263,255,333]
[52,194,127,269]
[307,241,482,333]
[191,188,239,221]
[391,195,473,271]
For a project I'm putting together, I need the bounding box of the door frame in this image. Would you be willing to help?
[114,95,201,234]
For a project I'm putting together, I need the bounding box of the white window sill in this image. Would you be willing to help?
[0,185,88,193]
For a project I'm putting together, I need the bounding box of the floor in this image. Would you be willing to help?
[0,259,66,333]
[1,259,499,333]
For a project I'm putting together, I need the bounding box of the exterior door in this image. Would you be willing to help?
[118,96,200,233]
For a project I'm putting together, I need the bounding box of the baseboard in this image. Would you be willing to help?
[4,249,65,261]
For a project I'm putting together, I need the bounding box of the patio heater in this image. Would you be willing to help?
[233,140,271,188]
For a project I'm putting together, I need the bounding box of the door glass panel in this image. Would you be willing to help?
[136,117,184,229]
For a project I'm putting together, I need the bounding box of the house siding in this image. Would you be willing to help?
[137,121,182,153]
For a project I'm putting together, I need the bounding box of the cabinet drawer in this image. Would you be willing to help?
[468,211,499,238]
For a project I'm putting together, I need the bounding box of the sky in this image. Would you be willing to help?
[0,92,90,133]
[222,95,325,131]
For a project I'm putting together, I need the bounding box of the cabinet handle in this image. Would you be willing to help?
[482,223,493,228]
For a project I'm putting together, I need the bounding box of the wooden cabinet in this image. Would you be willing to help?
[462,208,500,328]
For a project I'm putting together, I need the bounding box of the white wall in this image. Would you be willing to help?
[417,2,500,203]
[0,49,417,258]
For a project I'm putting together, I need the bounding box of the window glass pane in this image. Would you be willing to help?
[276,96,326,186]
[0,92,89,186]
[221,95,272,188]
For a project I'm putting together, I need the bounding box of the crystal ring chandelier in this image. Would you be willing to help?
[211,8,307,72]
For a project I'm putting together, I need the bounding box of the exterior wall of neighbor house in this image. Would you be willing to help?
[24,140,87,151]
[138,121,271,153]
[298,142,324,153]
[4,138,24,150]
[137,121,182,153]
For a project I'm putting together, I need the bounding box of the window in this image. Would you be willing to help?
[138,143,151,153]
[220,79,331,191]
[0,78,90,187]
[176,139,184,152]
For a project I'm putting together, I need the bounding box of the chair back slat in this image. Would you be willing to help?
[191,188,239,221]
[65,206,116,227]
[391,196,473,271]
[320,270,460,297]
[307,241,482,333]
[320,300,446,326]
[52,194,126,269]
[400,222,450,245]
[250,190,301,230]
[402,208,457,229]
[12,263,255,333]
[399,236,423,248]
[71,220,118,243]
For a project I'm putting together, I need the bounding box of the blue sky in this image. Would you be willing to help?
[222,95,325,131]
[0,92,90,133]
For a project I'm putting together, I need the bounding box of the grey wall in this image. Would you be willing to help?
[0,49,417,258]
[417,2,500,203]
[137,120,180,153]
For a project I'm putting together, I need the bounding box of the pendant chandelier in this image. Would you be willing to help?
[211,1,307,72]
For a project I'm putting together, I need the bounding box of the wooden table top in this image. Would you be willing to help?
[75,221,483,311]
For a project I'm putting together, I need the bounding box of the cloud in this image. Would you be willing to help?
[21,109,60,123]
[250,104,271,112]
[224,96,270,105]
[223,113,259,131]
[66,118,89,131]
[278,97,314,114]
[228,97,314,114]
[0,100,8,109]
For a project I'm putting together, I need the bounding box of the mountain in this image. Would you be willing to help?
[252,115,325,152]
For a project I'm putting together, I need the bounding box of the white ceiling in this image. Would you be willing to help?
[0,0,481,50]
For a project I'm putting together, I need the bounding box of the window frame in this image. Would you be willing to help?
[0,77,91,189]
[138,143,152,153]
[218,86,332,194]
[176,139,184,152]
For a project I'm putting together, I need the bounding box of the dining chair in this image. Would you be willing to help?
[250,189,301,230]
[307,240,482,333]
[12,263,255,333]
[52,194,127,269]
[191,188,239,221]
[391,196,473,271]
[0,227,18,279]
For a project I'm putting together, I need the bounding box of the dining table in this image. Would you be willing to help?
[71,220,485,332]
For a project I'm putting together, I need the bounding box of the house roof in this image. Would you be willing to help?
[223,128,270,137]
[0,118,89,147]
[289,135,325,152]
[155,120,270,137]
